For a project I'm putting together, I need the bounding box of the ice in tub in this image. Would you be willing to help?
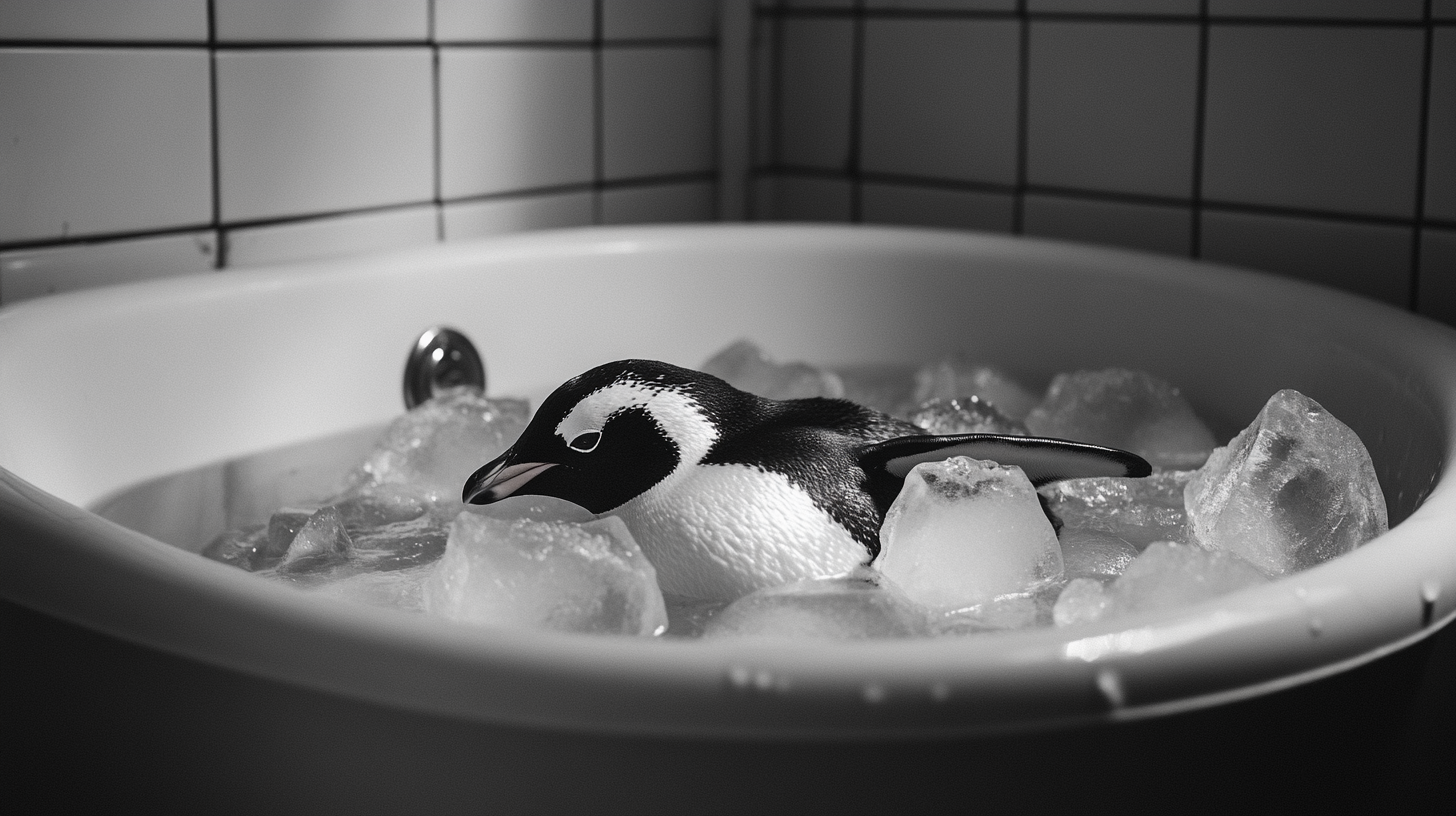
[1184,389,1388,576]
[1026,368,1216,471]
[876,457,1063,619]
[423,497,668,637]
[700,567,930,641]
[912,356,1042,422]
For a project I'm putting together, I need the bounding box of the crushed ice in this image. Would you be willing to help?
[203,342,1390,641]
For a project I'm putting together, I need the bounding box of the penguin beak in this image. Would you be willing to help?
[462,452,558,504]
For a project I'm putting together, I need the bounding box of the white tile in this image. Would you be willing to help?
[1028,21,1199,199]
[603,47,716,180]
[1436,0,1456,21]
[443,191,594,240]
[860,183,1015,232]
[866,1,1016,10]
[776,17,854,170]
[1200,209,1412,307]
[1023,194,1191,256]
[215,0,428,42]
[861,19,1021,185]
[0,49,211,244]
[752,175,852,221]
[439,47,594,198]
[1418,230,1456,326]
[1203,26,1424,219]
[0,0,207,41]
[601,182,717,224]
[603,0,716,40]
[1028,0,1198,12]
[434,0,593,42]
[0,230,215,305]
[1426,29,1456,223]
[224,205,438,268]
[1209,1,1424,20]
[216,49,434,223]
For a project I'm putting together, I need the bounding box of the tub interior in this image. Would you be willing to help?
[3,225,1455,738]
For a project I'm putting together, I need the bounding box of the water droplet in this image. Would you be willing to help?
[1421,579,1441,605]
[727,665,752,689]
[862,683,886,704]
[929,682,951,702]
[1307,616,1324,637]
[753,670,775,691]
[1095,668,1125,709]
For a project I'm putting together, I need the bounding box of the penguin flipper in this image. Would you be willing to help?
[857,433,1152,488]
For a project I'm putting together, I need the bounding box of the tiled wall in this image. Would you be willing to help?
[751,0,1456,326]
[0,0,719,303]
[4,0,1455,332]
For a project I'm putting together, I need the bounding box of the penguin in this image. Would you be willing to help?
[463,359,1150,602]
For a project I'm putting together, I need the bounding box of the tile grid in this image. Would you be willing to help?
[0,0,721,292]
[754,2,1455,316]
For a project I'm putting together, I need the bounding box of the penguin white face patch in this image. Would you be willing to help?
[555,379,719,467]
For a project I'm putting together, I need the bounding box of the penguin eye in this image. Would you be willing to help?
[568,430,602,453]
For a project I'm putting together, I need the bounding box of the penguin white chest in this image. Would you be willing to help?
[615,463,868,601]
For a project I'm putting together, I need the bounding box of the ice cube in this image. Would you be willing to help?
[306,563,435,612]
[699,339,845,400]
[1185,389,1388,576]
[876,457,1063,613]
[909,396,1029,436]
[1052,577,1110,626]
[1024,369,1216,470]
[279,505,352,573]
[1040,470,1193,549]
[912,358,1041,421]
[933,593,1046,635]
[1105,540,1267,617]
[343,387,529,506]
[202,524,269,570]
[421,509,668,637]
[699,568,930,640]
[1058,529,1140,580]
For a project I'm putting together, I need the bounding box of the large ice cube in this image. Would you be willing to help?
[699,339,844,400]
[700,568,930,640]
[421,509,668,637]
[912,358,1040,421]
[909,396,1029,436]
[876,457,1063,612]
[306,564,436,612]
[279,505,352,573]
[342,387,529,506]
[1040,470,1193,549]
[1185,389,1388,576]
[1024,369,1216,470]
[1052,541,1268,625]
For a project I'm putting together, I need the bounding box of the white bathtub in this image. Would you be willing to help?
[1,225,1452,812]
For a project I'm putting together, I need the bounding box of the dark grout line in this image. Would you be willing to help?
[847,1,866,223]
[591,0,605,225]
[1190,0,1211,259]
[429,0,444,242]
[758,8,1435,28]
[206,0,225,268]
[0,224,219,255]
[1012,1,1030,234]
[1410,0,1436,311]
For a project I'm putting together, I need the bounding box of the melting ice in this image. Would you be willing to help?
[203,347,1391,642]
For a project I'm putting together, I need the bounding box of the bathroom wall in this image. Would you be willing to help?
[750,0,1456,326]
[0,0,719,303]
[3,1,1454,331]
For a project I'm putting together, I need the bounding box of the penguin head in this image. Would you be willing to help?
[463,359,748,514]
